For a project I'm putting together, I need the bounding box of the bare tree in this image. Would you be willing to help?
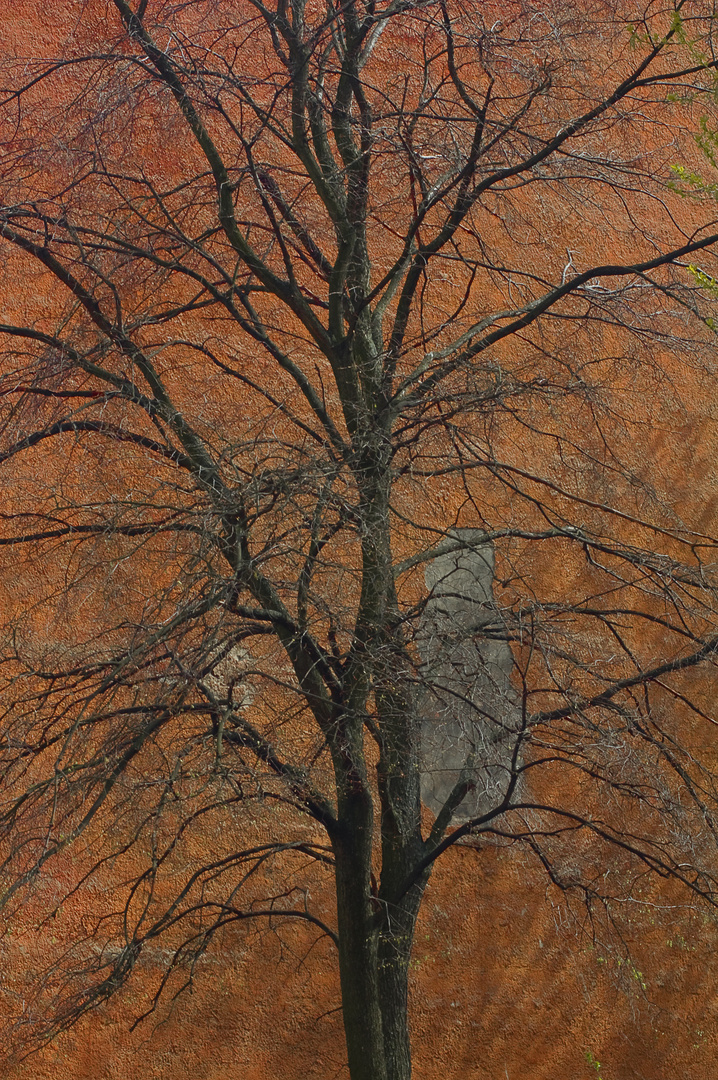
[2,1,718,1077]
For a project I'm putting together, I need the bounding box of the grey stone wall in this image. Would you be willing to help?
[418,530,521,823]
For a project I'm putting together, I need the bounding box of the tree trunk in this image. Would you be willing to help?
[334,433,427,1080]
[333,799,388,1080]
[336,837,426,1080]
[376,888,425,1080]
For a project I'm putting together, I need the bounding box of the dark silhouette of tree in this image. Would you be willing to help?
[2,1,718,1077]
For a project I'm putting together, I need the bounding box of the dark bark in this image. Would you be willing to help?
[333,800,388,1080]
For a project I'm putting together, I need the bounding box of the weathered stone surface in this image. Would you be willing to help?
[419,530,521,822]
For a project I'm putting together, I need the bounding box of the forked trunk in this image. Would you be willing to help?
[376,896,423,1080]
[337,882,421,1080]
